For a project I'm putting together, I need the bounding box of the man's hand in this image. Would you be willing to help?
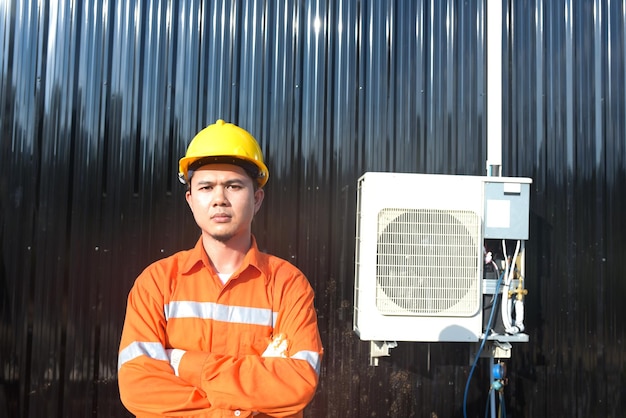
[165,348,186,376]
[262,334,289,358]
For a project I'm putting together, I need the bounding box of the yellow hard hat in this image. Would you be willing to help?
[178,119,269,187]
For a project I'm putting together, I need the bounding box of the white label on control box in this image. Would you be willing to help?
[486,199,511,229]
[503,182,522,194]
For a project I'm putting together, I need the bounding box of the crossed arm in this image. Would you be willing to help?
[117,274,323,417]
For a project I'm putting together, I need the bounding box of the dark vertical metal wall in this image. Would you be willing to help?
[0,0,624,417]
[504,1,626,416]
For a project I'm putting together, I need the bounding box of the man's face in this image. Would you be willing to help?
[185,163,264,243]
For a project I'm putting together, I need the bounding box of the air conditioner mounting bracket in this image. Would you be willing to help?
[369,340,398,366]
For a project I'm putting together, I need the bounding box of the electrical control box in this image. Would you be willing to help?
[483,179,531,240]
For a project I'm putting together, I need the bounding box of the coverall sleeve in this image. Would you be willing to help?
[118,275,212,416]
[177,272,324,417]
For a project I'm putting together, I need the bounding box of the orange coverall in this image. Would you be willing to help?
[118,236,324,417]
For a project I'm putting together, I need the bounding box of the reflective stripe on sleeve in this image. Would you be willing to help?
[118,341,167,371]
[164,301,278,327]
[290,350,321,375]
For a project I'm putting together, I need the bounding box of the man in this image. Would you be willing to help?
[118,119,323,417]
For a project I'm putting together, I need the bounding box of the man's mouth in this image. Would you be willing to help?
[211,213,231,222]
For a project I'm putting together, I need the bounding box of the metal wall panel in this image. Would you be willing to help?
[504,1,626,416]
[0,0,624,417]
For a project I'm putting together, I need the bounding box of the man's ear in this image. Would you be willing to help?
[253,188,265,214]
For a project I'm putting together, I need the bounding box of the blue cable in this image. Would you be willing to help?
[484,388,494,418]
[463,270,505,418]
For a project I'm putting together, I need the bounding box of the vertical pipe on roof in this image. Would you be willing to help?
[486,0,502,176]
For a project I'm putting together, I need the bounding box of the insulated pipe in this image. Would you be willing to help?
[486,0,503,177]
[514,300,525,332]
[500,240,513,333]
[515,241,527,331]
[501,240,520,334]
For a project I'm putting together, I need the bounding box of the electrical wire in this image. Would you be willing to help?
[463,269,505,418]
[484,388,494,418]
[499,391,507,417]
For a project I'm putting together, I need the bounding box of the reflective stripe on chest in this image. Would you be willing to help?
[164,301,278,327]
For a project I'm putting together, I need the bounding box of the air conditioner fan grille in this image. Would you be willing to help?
[375,208,481,316]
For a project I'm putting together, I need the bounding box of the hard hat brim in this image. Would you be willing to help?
[179,155,269,187]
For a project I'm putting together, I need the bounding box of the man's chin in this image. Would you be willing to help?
[208,230,235,243]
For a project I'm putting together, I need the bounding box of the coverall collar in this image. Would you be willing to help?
[181,235,268,283]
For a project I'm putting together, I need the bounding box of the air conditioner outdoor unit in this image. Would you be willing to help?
[353,172,531,346]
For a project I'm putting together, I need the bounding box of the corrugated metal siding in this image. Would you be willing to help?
[504,1,626,416]
[0,0,624,416]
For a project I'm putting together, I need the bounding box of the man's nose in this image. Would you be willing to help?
[211,186,229,205]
